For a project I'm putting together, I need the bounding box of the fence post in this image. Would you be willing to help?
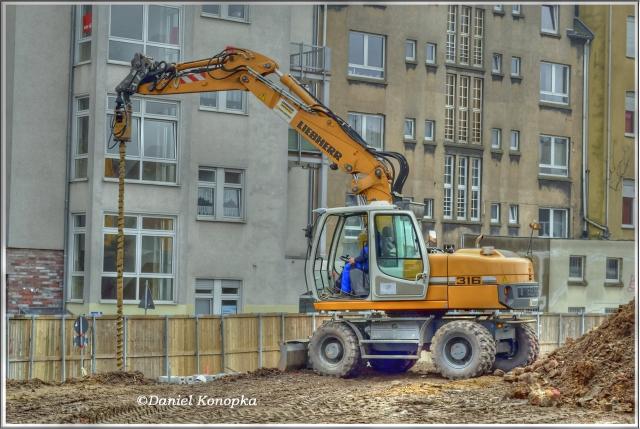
[258,314,263,369]
[220,315,226,372]
[312,313,316,332]
[123,315,128,371]
[29,315,35,380]
[91,315,96,374]
[280,313,286,344]
[164,316,169,377]
[536,312,540,339]
[558,314,563,346]
[6,315,11,379]
[61,315,66,382]
[195,315,200,374]
[581,312,585,335]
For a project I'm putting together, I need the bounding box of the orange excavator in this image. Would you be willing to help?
[113,47,539,379]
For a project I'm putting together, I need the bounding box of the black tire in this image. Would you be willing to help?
[308,321,362,378]
[369,352,417,374]
[493,323,540,372]
[431,320,496,380]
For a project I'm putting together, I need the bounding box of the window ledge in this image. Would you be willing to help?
[490,222,501,226]
[604,281,624,288]
[66,299,84,304]
[493,9,505,16]
[198,106,249,116]
[624,133,635,138]
[421,217,435,223]
[103,178,181,187]
[405,59,418,65]
[510,75,523,82]
[445,63,486,74]
[425,62,438,69]
[442,219,483,226]
[539,101,571,112]
[403,138,417,144]
[567,280,588,286]
[508,223,520,228]
[74,61,91,67]
[509,150,521,156]
[100,300,177,305]
[512,13,524,19]
[423,140,437,146]
[538,175,571,182]
[491,148,503,154]
[541,31,561,39]
[621,225,635,229]
[347,75,388,86]
[443,141,484,152]
[491,71,504,78]
[200,13,250,24]
[197,217,246,224]
[70,178,89,183]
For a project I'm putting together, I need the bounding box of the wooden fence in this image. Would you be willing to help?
[5,312,608,382]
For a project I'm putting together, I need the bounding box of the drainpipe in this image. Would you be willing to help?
[605,6,612,227]
[62,6,76,313]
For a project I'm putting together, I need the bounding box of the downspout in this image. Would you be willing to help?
[62,6,76,313]
[605,6,612,227]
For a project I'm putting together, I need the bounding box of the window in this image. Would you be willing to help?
[426,43,437,64]
[456,157,467,219]
[492,53,502,74]
[424,120,435,141]
[288,128,321,154]
[605,258,622,282]
[470,158,481,221]
[622,179,635,227]
[101,214,176,302]
[539,134,568,176]
[109,5,181,63]
[201,4,249,22]
[604,307,619,314]
[195,279,242,315]
[538,208,568,238]
[374,214,424,281]
[423,198,434,219]
[443,155,454,219]
[105,96,178,183]
[540,62,569,104]
[625,91,635,135]
[197,167,245,221]
[490,203,500,223]
[73,97,90,179]
[459,6,471,64]
[541,5,558,34]
[405,39,416,61]
[443,155,481,221]
[472,9,484,67]
[568,307,585,314]
[510,130,520,151]
[457,76,469,143]
[444,74,456,141]
[445,74,483,144]
[569,255,585,281]
[348,31,385,79]
[75,5,92,63]
[509,204,519,225]
[491,128,502,149]
[348,112,384,149]
[494,5,504,13]
[404,118,415,140]
[511,56,521,77]
[69,214,86,301]
[512,5,521,15]
[446,5,457,63]
[626,16,635,58]
[200,91,247,114]
[471,77,482,143]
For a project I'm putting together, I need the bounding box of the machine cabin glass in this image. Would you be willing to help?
[374,214,424,280]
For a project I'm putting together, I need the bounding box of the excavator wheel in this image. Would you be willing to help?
[369,352,417,374]
[492,323,540,372]
[308,321,362,378]
[431,320,496,380]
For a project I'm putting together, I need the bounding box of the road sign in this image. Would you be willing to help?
[74,316,89,335]
[74,336,89,348]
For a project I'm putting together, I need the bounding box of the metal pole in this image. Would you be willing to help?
[220,316,226,372]
[6,315,11,379]
[61,315,66,382]
[29,315,35,380]
[312,313,316,332]
[280,313,286,344]
[581,312,585,335]
[123,315,128,371]
[115,140,126,370]
[536,312,540,338]
[558,314,563,346]
[164,316,169,377]
[91,315,96,374]
[195,315,200,374]
[258,314,263,369]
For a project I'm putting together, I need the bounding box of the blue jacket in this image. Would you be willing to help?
[340,245,368,293]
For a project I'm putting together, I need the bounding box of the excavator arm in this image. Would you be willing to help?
[113,47,408,203]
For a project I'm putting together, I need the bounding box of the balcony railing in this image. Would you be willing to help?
[290,43,331,75]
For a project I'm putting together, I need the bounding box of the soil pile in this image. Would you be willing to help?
[504,300,635,412]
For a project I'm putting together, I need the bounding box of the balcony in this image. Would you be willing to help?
[290,43,331,77]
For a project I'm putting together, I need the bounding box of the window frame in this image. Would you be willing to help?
[625,91,635,136]
[404,118,416,140]
[443,155,454,219]
[538,207,568,238]
[75,5,92,64]
[622,179,635,228]
[508,204,519,225]
[490,203,500,224]
[348,31,386,80]
[626,16,635,58]
[72,96,90,180]
[568,255,585,281]
[405,39,417,62]
[539,134,569,177]
[425,42,437,65]
[540,61,570,105]
[472,8,484,68]
[511,56,521,77]
[512,5,522,16]
[197,166,246,222]
[67,213,87,302]
[492,53,502,74]
[541,5,559,35]
[491,128,502,149]
[510,130,520,151]
[199,91,248,115]
[423,198,434,220]
[424,120,435,141]
[493,5,504,13]
[446,5,457,63]
[200,4,250,23]
[605,257,622,283]
[348,111,385,150]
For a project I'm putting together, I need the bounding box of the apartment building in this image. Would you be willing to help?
[323,4,591,248]
[5,4,328,315]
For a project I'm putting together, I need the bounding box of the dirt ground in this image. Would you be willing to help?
[6,359,635,425]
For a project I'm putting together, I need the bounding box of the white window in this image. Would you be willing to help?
[494,5,504,13]
[511,56,521,77]
[491,203,500,223]
[405,39,416,61]
[73,97,90,179]
[423,198,434,219]
[458,76,469,143]
[200,91,247,114]
[622,179,635,227]
[509,204,519,225]
[568,306,585,314]
[491,128,502,149]
[75,5,92,63]
[627,16,635,58]
[69,214,86,301]
[538,208,568,238]
[569,255,585,281]
[540,62,569,104]
[472,9,484,67]
[470,158,481,221]
[348,31,385,79]
[605,258,622,282]
[106,96,178,184]
[404,118,416,140]
[288,128,320,154]
[109,5,181,63]
[512,5,522,15]
[424,120,435,141]
[456,157,467,220]
[604,307,618,314]
[348,112,384,149]
[471,78,482,144]
[101,214,176,302]
[459,6,471,64]
[541,5,558,34]
[446,5,457,63]
[443,155,454,219]
[510,130,520,151]
[195,279,242,315]
[625,91,635,136]
[197,167,245,221]
[539,134,568,176]
[425,43,437,64]
[492,53,502,74]
[201,4,249,22]
[444,74,456,141]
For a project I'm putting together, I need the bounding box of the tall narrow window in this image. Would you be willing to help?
[471,78,482,144]
[444,74,456,141]
[605,258,622,283]
[69,214,86,301]
[446,5,457,63]
[75,5,92,63]
[622,179,635,227]
[423,198,434,219]
[443,155,454,219]
[568,256,585,281]
[625,91,635,135]
[457,76,469,143]
[456,157,467,220]
[541,5,558,34]
[491,203,500,223]
[510,130,520,151]
[73,97,90,179]
[405,39,416,61]
[426,43,437,64]
[492,53,502,74]
[348,31,385,79]
[511,56,521,77]
[459,6,471,64]
[470,158,481,221]
[424,120,435,141]
[404,118,416,140]
[472,9,484,67]
[627,16,636,58]
[491,128,502,149]
[509,204,519,225]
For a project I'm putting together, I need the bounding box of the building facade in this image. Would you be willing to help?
[5,4,329,315]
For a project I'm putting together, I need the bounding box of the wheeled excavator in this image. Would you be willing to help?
[113,47,540,380]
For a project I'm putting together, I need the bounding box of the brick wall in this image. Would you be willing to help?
[6,248,64,314]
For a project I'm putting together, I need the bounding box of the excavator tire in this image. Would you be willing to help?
[369,352,417,374]
[308,321,362,378]
[431,320,496,380]
[493,324,540,372]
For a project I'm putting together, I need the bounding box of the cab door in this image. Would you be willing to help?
[369,211,430,301]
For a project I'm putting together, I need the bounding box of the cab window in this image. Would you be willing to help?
[374,214,423,280]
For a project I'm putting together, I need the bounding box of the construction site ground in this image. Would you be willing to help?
[6,358,635,425]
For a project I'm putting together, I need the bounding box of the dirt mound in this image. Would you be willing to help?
[503,300,635,412]
[6,378,51,389]
[66,371,154,385]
